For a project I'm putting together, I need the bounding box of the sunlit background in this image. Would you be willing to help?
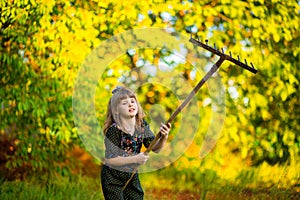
[1,0,299,199]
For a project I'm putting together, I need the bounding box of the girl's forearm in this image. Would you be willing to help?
[105,156,137,167]
[152,137,167,153]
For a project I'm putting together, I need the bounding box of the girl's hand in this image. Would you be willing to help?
[135,152,149,165]
[160,123,171,139]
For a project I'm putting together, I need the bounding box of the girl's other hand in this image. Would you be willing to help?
[135,152,149,165]
[160,123,171,139]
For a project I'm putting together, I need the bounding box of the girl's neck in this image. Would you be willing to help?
[120,117,136,135]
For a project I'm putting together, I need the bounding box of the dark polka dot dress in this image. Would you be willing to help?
[101,121,155,200]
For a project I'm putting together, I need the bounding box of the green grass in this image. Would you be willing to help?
[0,174,299,200]
[0,176,103,200]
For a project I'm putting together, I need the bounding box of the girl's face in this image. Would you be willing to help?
[117,97,138,118]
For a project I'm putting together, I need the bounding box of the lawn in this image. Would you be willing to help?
[0,174,299,200]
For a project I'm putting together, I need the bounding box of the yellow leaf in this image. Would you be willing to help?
[287,84,296,95]
[241,147,248,159]
[229,127,239,142]
[262,109,271,120]
[254,93,268,107]
[252,19,261,28]
[252,29,260,39]
[273,32,281,42]
[240,131,248,143]
[280,90,288,101]
[39,128,47,134]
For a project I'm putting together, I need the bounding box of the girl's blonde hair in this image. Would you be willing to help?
[103,86,145,134]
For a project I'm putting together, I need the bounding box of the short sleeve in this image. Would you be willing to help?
[104,126,121,159]
[142,121,155,148]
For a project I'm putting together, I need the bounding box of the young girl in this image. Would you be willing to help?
[101,86,171,200]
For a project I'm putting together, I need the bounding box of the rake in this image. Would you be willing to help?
[122,34,258,190]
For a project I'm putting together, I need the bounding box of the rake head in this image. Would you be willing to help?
[189,34,258,74]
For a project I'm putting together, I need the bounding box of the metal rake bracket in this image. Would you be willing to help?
[189,34,258,74]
